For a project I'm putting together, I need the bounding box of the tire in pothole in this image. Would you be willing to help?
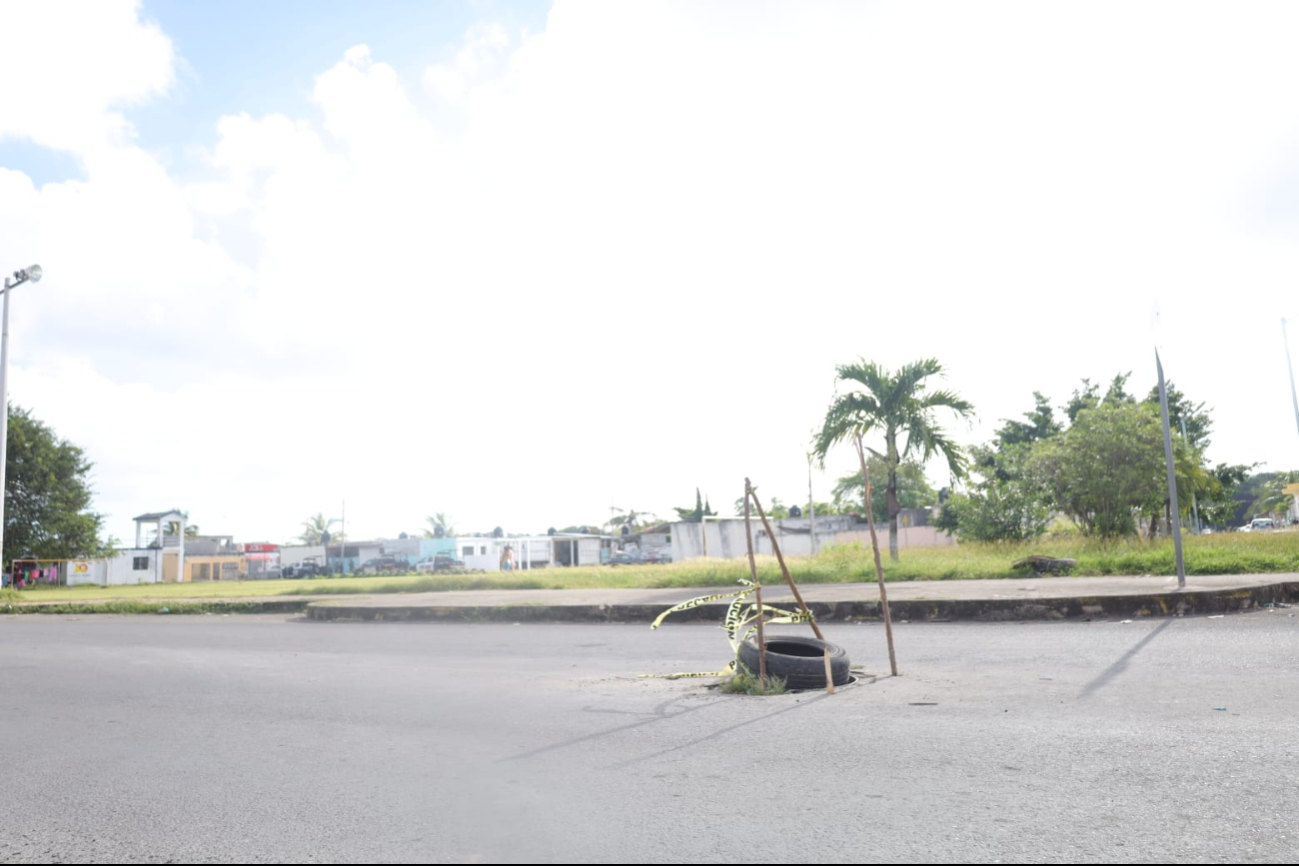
[737,634,851,689]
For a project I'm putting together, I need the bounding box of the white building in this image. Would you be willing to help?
[670,512,955,560]
[449,534,612,571]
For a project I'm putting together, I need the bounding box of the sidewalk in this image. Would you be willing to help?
[304,573,1299,624]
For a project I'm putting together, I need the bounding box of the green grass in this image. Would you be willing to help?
[721,668,788,696]
[5,531,1299,608]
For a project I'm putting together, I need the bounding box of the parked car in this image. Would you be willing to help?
[606,552,639,566]
[1249,518,1275,532]
[282,561,323,579]
[415,553,467,574]
[642,551,672,564]
[359,555,408,575]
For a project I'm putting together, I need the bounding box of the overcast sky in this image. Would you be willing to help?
[2,0,1299,545]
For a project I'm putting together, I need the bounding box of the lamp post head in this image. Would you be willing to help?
[25,265,41,283]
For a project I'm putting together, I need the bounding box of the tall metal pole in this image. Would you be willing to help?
[743,479,767,686]
[0,281,11,581]
[807,453,816,556]
[1179,417,1201,535]
[340,499,346,574]
[1283,318,1299,439]
[1156,349,1186,589]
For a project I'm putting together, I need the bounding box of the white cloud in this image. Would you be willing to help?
[6,0,1299,544]
[0,0,173,153]
[423,23,512,106]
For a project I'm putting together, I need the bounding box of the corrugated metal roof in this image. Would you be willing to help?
[133,510,185,521]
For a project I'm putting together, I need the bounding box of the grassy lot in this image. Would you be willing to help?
[3,530,1298,609]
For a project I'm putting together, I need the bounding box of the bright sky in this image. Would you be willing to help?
[2,0,1299,544]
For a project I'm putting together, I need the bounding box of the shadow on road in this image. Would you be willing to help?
[1079,619,1173,698]
[608,692,832,769]
[499,696,720,762]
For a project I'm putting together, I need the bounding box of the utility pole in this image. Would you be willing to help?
[1283,318,1299,440]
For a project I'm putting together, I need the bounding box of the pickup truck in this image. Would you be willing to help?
[415,554,466,574]
[282,561,323,579]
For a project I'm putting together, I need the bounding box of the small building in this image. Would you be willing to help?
[450,534,612,571]
[106,548,165,585]
[241,543,280,579]
[454,536,502,571]
[617,524,672,558]
[325,539,384,573]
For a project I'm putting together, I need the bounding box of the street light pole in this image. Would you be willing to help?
[1156,349,1186,589]
[1282,318,1299,440]
[0,265,43,582]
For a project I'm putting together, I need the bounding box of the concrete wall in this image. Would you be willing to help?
[66,559,108,586]
[826,526,957,550]
[670,516,954,560]
[107,549,163,585]
[184,556,245,581]
[383,537,423,564]
[456,537,497,571]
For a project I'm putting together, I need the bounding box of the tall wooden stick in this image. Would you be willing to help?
[743,478,767,685]
[750,488,825,641]
[857,434,898,676]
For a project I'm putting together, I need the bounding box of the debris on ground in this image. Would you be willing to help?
[1011,555,1078,575]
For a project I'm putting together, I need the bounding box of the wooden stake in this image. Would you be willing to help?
[823,648,835,695]
[743,478,767,686]
[750,488,825,641]
[857,434,898,677]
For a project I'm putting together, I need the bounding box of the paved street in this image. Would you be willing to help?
[1,612,1296,863]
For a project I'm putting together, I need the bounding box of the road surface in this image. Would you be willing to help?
[1,612,1295,863]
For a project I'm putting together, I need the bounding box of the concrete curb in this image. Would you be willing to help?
[4,598,315,615]
[304,581,1299,624]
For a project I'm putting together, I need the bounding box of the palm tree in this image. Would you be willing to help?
[299,513,339,546]
[423,513,456,539]
[814,358,974,561]
[608,508,658,532]
[1248,471,1299,522]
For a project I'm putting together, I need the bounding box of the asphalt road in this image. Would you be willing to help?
[1,612,1296,864]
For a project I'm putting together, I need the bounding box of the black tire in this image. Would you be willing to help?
[738,634,851,689]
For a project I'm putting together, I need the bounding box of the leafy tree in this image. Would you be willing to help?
[1103,372,1135,405]
[1063,379,1101,425]
[673,488,716,523]
[814,358,973,560]
[423,512,456,538]
[993,392,1062,449]
[4,405,106,561]
[941,443,1053,543]
[1197,463,1256,528]
[1141,381,1213,450]
[1029,402,1165,537]
[1063,373,1134,424]
[732,496,789,519]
